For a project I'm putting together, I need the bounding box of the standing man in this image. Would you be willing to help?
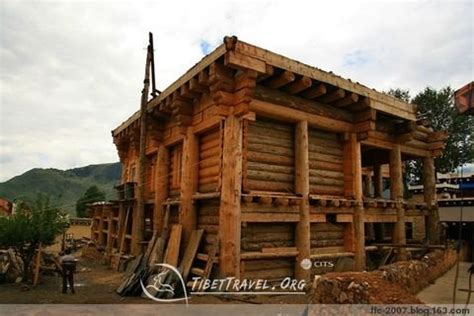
[60,248,76,294]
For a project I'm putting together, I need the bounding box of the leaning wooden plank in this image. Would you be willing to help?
[179,229,204,282]
[33,244,42,287]
[163,225,183,267]
[202,238,219,280]
[148,204,171,266]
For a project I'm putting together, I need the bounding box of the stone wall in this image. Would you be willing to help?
[310,249,457,304]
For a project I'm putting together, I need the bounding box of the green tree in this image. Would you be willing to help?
[387,86,474,183]
[413,87,474,175]
[0,194,68,281]
[75,185,105,217]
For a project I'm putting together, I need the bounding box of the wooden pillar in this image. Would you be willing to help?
[106,207,114,254]
[179,127,199,247]
[390,145,407,260]
[98,205,106,247]
[295,121,310,282]
[131,40,152,256]
[219,114,242,278]
[343,133,365,271]
[373,163,383,198]
[363,174,372,198]
[423,156,440,244]
[154,144,169,234]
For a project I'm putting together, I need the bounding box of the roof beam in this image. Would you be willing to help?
[265,70,295,89]
[283,76,312,94]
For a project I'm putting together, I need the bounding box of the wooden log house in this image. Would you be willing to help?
[90,36,447,282]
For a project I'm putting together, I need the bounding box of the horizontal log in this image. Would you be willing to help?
[247,142,294,157]
[243,267,294,280]
[309,160,343,172]
[248,125,294,140]
[242,232,294,243]
[310,231,344,240]
[198,215,219,225]
[308,142,342,156]
[200,128,220,142]
[200,137,220,151]
[242,240,294,251]
[309,152,343,164]
[247,151,294,166]
[247,161,294,175]
[199,156,220,169]
[254,85,354,123]
[310,239,344,247]
[242,223,294,234]
[199,165,220,178]
[310,176,344,187]
[198,183,218,193]
[241,212,299,222]
[309,185,344,196]
[309,169,344,180]
[247,170,294,183]
[241,204,299,213]
[302,83,327,99]
[200,146,221,160]
[199,175,219,185]
[241,251,298,260]
[244,258,294,271]
[248,134,293,148]
[252,118,294,132]
[283,76,312,94]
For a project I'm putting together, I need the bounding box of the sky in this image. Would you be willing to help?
[0,0,472,182]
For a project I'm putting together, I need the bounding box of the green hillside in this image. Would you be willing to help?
[0,163,121,215]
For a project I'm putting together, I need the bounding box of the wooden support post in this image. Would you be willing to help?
[98,206,105,247]
[154,144,169,234]
[219,114,242,278]
[423,156,440,244]
[132,38,152,256]
[343,133,365,271]
[179,127,199,248]
[106,207,114,254]
[374,163,383,198]
[363,174,372,198]
[390,145,407,260]
[295,121,310,282]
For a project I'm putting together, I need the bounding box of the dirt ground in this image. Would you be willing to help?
[0,252,308,304]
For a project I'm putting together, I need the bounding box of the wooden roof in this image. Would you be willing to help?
[112,36,417,137]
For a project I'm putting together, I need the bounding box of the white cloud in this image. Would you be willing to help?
[0,0,472,181]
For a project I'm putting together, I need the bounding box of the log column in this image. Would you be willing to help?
[179,127,199,247]
[423,156,439,244]
[390,145,407,260]
[154,144,169,234]
[343,133,365,271]
[373,163,383,198]
[219,114,243,278]
[295,120,310,282]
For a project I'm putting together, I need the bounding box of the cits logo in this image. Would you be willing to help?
[300,258,312,270]
[140,263,189,306]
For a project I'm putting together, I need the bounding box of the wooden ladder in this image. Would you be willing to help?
[187,237,219,289]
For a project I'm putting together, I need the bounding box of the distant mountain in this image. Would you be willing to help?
[0,163,121,215]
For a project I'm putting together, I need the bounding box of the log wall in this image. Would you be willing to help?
[168,144,182,197]
[197,199,220,254]
[308,128,344,196]
[241,223,295,251]
[241,258,295,280]
[310,222,345,250]
[198,127,222,193]
[243,117,295,193]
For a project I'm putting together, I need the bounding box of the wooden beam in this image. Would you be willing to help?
[179,127,199,248]
[254,85,354,122]
[302,83,327,99]
[294,120,310,282]
[219,114,243,277]
[283,76,312,94]
[318,88,345,104]
[154,144,169,233]
[250,99,353,132]
[334,93,359,107]
[265,70,295,89]
[224,51,266,73]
